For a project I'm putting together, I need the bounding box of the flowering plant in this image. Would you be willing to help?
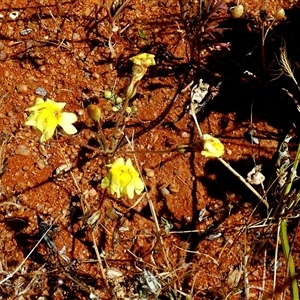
[101,157,144,199]
[126,53,155,100]
[201,134,224,158]
[25,98,77,142]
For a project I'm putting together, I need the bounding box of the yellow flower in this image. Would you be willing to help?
[25,98,77,142]
[127,53,155,99]
[101,158,145,199]
[201,134,224,158]
[130,53,156,68]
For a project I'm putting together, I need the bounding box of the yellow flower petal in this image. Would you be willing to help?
[58,112,78,134]
[201,134,224,158]
[25,98,77,142]
[129,53,156,67]
[110,157,125,169]
[101,158,145,199]
[123,183,135,199]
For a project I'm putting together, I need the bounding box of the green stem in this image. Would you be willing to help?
[279,219,299,300]
[280,139,300,300]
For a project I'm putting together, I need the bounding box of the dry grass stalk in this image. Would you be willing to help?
[0,216,59,285]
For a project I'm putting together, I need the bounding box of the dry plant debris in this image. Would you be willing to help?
[0,0,299,299]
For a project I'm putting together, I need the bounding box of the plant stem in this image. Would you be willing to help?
[279,219,298,300]
[279,139,300,300]
[218,157,269,208]
[111,93,130,152]
[97,121,107,152]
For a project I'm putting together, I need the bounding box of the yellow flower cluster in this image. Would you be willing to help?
[101,158,144,199]
[25,98,77,142]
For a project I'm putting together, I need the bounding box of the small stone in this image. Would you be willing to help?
[36,159,45,169]
[0,51,7,61]
[181,131,189,138]
[72,32,80,40]
[89,188,97,197]
[160,187,170,197]
[59,58,65,65]
[92,72,100,79]
[35,86,47,97]
[15,145,31,156]
[39,65,46,72]
[77,109,84,116]
[78,51,86,60]
[0,42,4,50]
[9,11,19,20]
[20,28,32,36]
[106,207,119,220]
[144,168,155,177]
[17,84,28,94]
[169,183,180,193]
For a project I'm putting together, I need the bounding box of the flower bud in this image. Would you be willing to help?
[87,104,101,123]
[104,90,113,100]
[275,8,285,20]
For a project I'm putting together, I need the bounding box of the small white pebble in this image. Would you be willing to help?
[9,11,19,20]
[160,187,170,197]
[181,131,189,138]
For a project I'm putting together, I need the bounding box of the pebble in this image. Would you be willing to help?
[72,32,80,40]
[92,72,100,79]
[106,207,118,220]
[169,183,179,193]
[36,159,45,169]
[78,51,86,60]
[181,131,189,138]
[0,42,4,50]
[20,28,32,36]
[0,51,7,61]
[35,87,47,97]
[17,84,28,94]
[9,11,19,20]
[89,188,97,197]
[160,187,170,197]
[59,58,65,65]
[144,168,154,177]
[77,109,84,116]
[15,145,31,156]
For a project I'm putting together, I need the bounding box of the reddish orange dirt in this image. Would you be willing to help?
[0,0,300,299]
